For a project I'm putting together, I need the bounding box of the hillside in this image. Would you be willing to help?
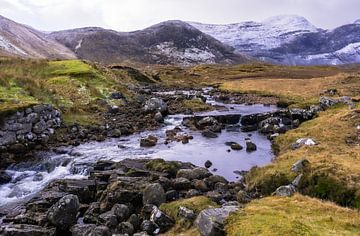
[49,21,248,66]
[0,15,75,59]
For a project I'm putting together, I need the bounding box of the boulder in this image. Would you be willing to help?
[144,98,168,114]
[112,204,131,222]
[117,222,134,235]
[292,174,303,187]
[154,112,164,123]
[98,211,118,229]
[178,206,195,220]
[202,130,218,138]
[142,183,166,206]
[291,138,316,150]
[274,185,296,197]
[236,190,251,204]
[47,194,80,230]
[0,171,12,184]
[71,224,96,236]
[173,177,192,190]
[204,160,213,169]
[127,214,141,231]
[246,141,257,152]
[140,135,158,147]
[320,96,338,109]
[176,168,212,180]
[83,202,100,224]
[198,117,218,127]
[140,220,159,235]
[291,159,310,173]
[150,207,175,233]
[195,206,239,236]
[230,143,243,151]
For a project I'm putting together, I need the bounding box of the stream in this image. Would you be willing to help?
[0,88,277,210]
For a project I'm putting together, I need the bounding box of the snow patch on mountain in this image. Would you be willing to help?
[281,42,360,65]
[354,19,360,25]
[151,42,216,66]
[0,35,27,55]
[189,15,319,52]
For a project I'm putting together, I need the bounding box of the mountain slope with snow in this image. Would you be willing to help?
[0,15,75,59]
[49,20,248,65]
[190,15,360,65]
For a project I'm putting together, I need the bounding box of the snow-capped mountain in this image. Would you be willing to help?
[189,15,319,53]
[0,15,75,59]
[190,15,360,65]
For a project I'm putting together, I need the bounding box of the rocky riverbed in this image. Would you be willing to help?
[0,87,338,235]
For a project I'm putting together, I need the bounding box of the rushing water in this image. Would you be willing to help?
[0,88,277,209]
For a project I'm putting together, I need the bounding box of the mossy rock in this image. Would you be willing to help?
[160,196,218,231]
[145,159,181,177]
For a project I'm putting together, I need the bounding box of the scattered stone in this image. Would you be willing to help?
[47,194,80,230]
[176,168,212,180]
[144,98,168,114]
[274,185,296,197]
[143,183,166,206]
[140,220,158,235]
[230,143,243,151]
[320,96,338,109]
[291,138,316,150]
[140,135,158,147]
[166,190,179,201]
[112,204,131,222]
[98,211,118,228]
[204,160,213,169]
[246,141,257,152]
[186,189,202,198]
[0,171,12,184]
[154,112,164,123]
[178,206,195,220]
[196,206,239,236]
[128,214,141,231]
[173,177,192,190]
[291,159,310,173]
[150,207,174,233]
[292,174,303,187]
[202,130,218,138]
[117,222,135,235]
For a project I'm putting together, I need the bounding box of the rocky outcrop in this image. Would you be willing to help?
[0,104,62,152]
[1,158,246,235]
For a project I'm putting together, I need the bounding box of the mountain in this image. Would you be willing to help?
[49,20,248,65]
[0,15,75,59]
[190,15,360,65]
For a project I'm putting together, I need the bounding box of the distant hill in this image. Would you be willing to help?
[48,20,248,66]
[0,15,75,59]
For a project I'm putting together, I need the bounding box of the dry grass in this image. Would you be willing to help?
[226,194,360,236]
[246,104,360,207]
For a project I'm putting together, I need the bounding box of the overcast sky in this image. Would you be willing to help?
[0,0,359,31]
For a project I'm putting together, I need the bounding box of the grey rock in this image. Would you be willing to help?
[150,207,174,233]
[154,112,164,123]
[178,206,195,220]
[47,194,80,230]
[195,206,239,236]
[172,177,192,190]
[70,224,96,236]
[112,204,131,222]
[292,174,303,187]
[33,120,47,134]
[246,141,257,152]
[117,222,134,235]
[0,171,12,184]
[127,214,141,231]
[202,130,218,138]
[274,184,296,197]
[98,211,118,228]
[176,168,212,180]
[204,160,212,168]
[144,98,168,114]
[143,183,166,206]
[291,159,310,172]
[140,220,158,235]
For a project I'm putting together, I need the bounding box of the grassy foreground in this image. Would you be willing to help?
[226,194,360,236]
